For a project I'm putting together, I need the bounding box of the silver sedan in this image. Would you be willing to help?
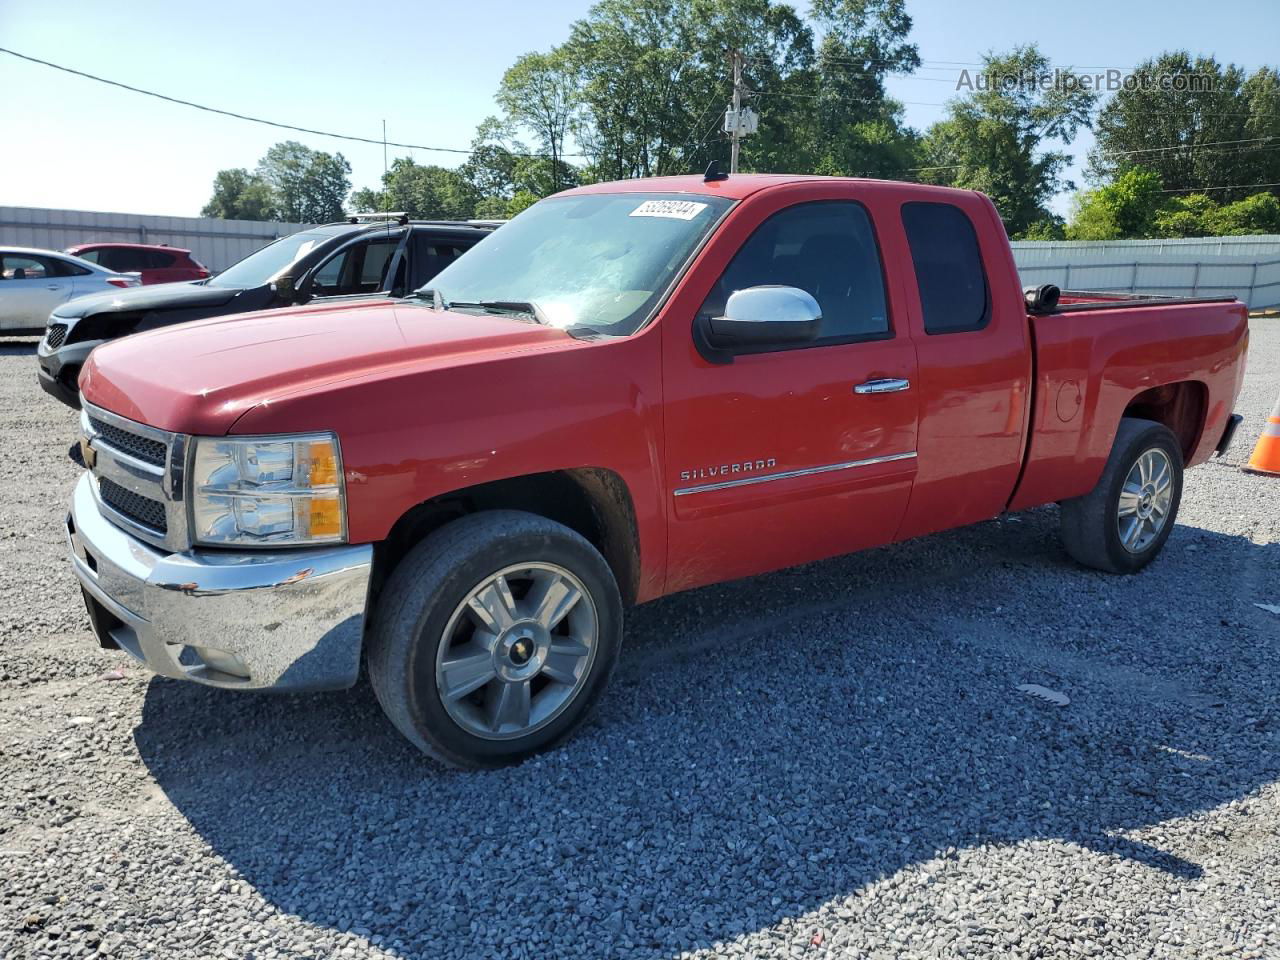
[1,246,140,333]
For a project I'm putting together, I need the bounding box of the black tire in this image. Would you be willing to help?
[366,510,623,768]
[1059,417,1184,574]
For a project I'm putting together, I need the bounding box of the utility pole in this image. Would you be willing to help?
[729,50,743,174]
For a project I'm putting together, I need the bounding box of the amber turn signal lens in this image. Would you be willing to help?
[307,495,343,539]
[306,442,339,487]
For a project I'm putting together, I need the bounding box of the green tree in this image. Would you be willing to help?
[1153,190,1280,237]
[1089,53,1280,201]
[560,0,848,179]
[200,168,278,220]
[788,0,921,177]
[919,46,1096,235]
[255,141,352,223]
[349,186,385,213]
[1208,191,1280,234]
[1018,217,1066,241]
[1152,193,1218,238]
[356,158,479,220]
[1066,167,1166,240]
[497,52,578,192]
[459,117,524,202]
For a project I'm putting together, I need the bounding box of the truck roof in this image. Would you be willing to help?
[562,173,982,202]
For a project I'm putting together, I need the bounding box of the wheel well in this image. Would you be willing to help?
[372,469,641,608]
[1123,381,1206,461]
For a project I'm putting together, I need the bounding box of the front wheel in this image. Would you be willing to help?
[1059,417,1184,574]
[367,510,623,768]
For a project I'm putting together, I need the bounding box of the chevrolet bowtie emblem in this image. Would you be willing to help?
[80,439,96,470]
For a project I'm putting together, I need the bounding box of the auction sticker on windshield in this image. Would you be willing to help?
[629,200,708,220]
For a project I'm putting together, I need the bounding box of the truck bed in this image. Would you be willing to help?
[1008,294,1249,512]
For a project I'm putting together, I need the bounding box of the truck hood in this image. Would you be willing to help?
[80,299,576,435]
[53,280,242,319]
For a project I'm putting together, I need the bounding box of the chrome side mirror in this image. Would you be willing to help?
[706,285,822,349]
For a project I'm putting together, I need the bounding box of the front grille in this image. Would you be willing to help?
[98,477,168,533]
[45,324,67,349]
[89,417,166,467]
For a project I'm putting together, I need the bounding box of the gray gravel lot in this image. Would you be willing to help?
[2,322,1279,960]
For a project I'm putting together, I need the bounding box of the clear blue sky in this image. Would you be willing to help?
[2,0,1275,219]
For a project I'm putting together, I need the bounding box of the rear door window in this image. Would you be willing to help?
[409,233,477,286]
[901,202,990,334]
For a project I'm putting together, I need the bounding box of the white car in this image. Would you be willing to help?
[1,247,140,333]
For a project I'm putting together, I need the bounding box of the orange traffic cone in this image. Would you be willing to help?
[1244,395,1280,476]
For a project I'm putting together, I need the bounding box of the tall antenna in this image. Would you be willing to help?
[729,50,743,174]
[382,119,388,180]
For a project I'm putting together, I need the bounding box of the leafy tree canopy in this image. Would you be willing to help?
[202,142,351,223]
[200,168,278,221]
[1089,53,1280,201]
[919,45,1096,237]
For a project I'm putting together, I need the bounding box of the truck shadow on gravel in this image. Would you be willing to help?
[134,509,1280,958]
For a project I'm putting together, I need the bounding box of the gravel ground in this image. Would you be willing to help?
[1,321,1279,960]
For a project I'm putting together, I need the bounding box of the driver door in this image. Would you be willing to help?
[659,188,919,593]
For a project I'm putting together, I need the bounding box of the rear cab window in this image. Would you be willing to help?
[901,202,990,334]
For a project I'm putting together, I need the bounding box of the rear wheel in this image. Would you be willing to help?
[1059,417,1183,574]
[367,510,623,768]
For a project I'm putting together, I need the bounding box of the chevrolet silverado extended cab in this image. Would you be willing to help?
[66,174,1248,768]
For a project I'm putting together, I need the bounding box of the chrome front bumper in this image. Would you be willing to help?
[68,473,373,692]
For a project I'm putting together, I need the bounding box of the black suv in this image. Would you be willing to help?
[37,217,496,408]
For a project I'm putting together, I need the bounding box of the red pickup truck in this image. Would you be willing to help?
[67,174,1248,767]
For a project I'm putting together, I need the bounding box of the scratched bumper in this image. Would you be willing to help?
[67,473,372,692]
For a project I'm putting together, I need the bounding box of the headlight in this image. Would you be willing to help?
[188,433,346,547]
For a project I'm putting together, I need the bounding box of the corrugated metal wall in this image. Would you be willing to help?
[0,206,315,273]
[1011,235,1280,309]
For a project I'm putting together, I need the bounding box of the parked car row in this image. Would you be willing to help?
[1,247,141,333]
[36,217,494,407]
[1,243,212,335]
[52,175,1247,769]
[66,243,211,284]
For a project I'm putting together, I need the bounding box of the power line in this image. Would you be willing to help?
[751,89,949,108]
[1107,135,1279,156]
[1161,181,1280,193]
[0,46,588,160]
[907,138,1280,175]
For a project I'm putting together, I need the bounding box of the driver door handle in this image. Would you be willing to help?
[854,378,911,395]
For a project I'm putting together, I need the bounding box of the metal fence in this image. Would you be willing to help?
[0,206,315,273]
[1011,235,1280,310]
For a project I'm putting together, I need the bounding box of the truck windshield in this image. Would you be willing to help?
[207,230,328,289]
[418,192,733,335]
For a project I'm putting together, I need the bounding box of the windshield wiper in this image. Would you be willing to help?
[447,299,550,326]
[408,288,445,309]
[404,293,593,336]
